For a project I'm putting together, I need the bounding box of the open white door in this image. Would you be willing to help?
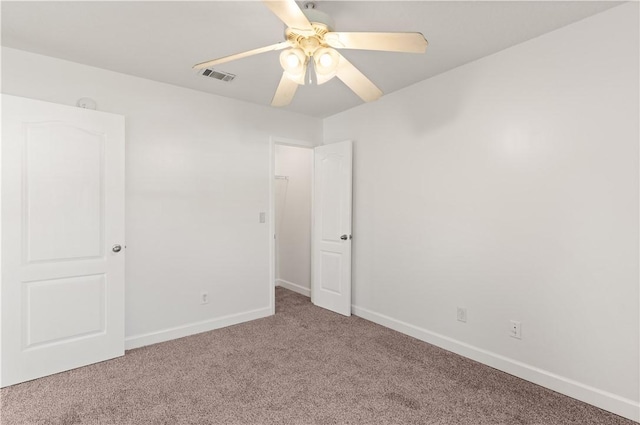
[312,140,352,316]
[1,95,125,387]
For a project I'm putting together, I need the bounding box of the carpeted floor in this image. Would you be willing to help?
[0,287,635,425]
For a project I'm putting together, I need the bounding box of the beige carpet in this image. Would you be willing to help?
[0,287,635,425]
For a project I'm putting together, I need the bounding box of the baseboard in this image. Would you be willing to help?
[276,279,310,297]
[352,305,640,423]
[125,307,272,350]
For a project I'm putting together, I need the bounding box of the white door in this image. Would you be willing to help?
[312,140,352,316]
[1,95,125,387]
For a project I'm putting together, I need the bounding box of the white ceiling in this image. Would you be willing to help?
[1,1,622,118]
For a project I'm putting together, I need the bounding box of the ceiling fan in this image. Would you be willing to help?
[193,0,428,107]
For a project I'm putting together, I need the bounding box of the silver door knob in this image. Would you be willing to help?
[112,244,122,253]
[340,235,348,240]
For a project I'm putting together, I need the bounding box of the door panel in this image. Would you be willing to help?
[25,275,105,348]
[24,122,105,262]
[320,252,342,294]
[1,95,125,387]
[312,141,352,316]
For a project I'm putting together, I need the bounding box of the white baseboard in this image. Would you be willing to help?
[125,307,272,350]
[352,305,640,423]
[276,279,310,297]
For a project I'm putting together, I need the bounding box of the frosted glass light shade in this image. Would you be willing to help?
[279,48,307,84]
[313,47,339,85]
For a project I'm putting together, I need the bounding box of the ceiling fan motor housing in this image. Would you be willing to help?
[283,7,335,56]
[301,8,335,32]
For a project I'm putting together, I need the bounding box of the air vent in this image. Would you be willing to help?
[200,68,236,82]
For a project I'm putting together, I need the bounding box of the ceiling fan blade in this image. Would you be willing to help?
[325,32,428,53]
[193,41,291,70]
[271,72,300,107]
[263,0,314,35]
[335,54,382,103]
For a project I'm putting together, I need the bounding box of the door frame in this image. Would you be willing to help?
[268,136,316,315]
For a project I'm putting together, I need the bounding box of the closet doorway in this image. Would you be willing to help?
[273,142,313,302]
[269,137,353,317]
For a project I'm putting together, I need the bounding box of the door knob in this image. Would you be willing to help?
[112,244,122,253]
[340,235,348,240]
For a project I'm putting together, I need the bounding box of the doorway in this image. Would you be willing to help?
[268,138,353,317]
[273,143,313,305]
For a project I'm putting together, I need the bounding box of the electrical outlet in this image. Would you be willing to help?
[456,307,467,323]
[510,320,521,339]
[201,292,209,305]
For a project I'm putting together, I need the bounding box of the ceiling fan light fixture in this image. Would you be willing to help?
[280,48,307,84]
[286,53,300,68]
[319,52,333,67]
[313,47,339,84]
[280,48,305,72]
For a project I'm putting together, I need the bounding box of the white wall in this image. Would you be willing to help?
[1,47,322,347]
[324,4,639,421]
[274,145,312,296]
